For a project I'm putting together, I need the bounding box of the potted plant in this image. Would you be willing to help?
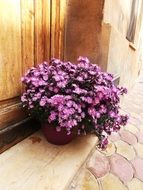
[21,57,128,148]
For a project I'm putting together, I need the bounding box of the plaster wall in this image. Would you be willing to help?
[103,0,143,89]
[103,0,133,36]
[64,0,104,65]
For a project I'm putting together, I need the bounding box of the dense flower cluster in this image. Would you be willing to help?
[21,57,128,149]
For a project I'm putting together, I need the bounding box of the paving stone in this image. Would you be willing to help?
[139,113,143,118]
[129,117,142,126]
[131,157,143,181]
[98,141,116,156]
[120,109,128,115]
[110,154,134,183]
[100,173,128,190]
[130,112,141,119]
[135,132,143,143]
[137,125,143,132]
[109,132,120,142]
[81,170,100,190]
[125,124,139,134]
[69,169,100,190]
[120,130,137,145]
[134,124,143,131]
[115,140,136,160]
[127,178,143,190]
[134,143,143,158]
[87,150,110,178]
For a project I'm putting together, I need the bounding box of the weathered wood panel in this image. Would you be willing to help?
[0,102,27,129]
[0,119,40,154]
[0,0,35,130]
[0,0,64,133]
[43,0,51,61]
[21,0,35,75]
[0,0,22,100]
[34,0,51,65]
[51,0,66,59]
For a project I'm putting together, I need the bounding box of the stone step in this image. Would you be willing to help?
[0,131,97,190]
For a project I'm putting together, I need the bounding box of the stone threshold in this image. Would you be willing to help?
[0,130,97,190]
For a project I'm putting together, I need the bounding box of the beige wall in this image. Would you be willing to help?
[103,0,133,36]
[102,0,143,89]
[108,27,138,88]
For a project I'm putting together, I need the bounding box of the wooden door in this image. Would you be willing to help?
[0,0,66,130]
[0,0,50,130]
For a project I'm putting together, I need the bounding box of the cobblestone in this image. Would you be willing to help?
[68,82,143,189]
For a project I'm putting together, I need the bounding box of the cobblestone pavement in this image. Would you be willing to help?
[68,81,143,190]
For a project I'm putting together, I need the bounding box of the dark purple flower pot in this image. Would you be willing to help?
[41,123,76,145]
